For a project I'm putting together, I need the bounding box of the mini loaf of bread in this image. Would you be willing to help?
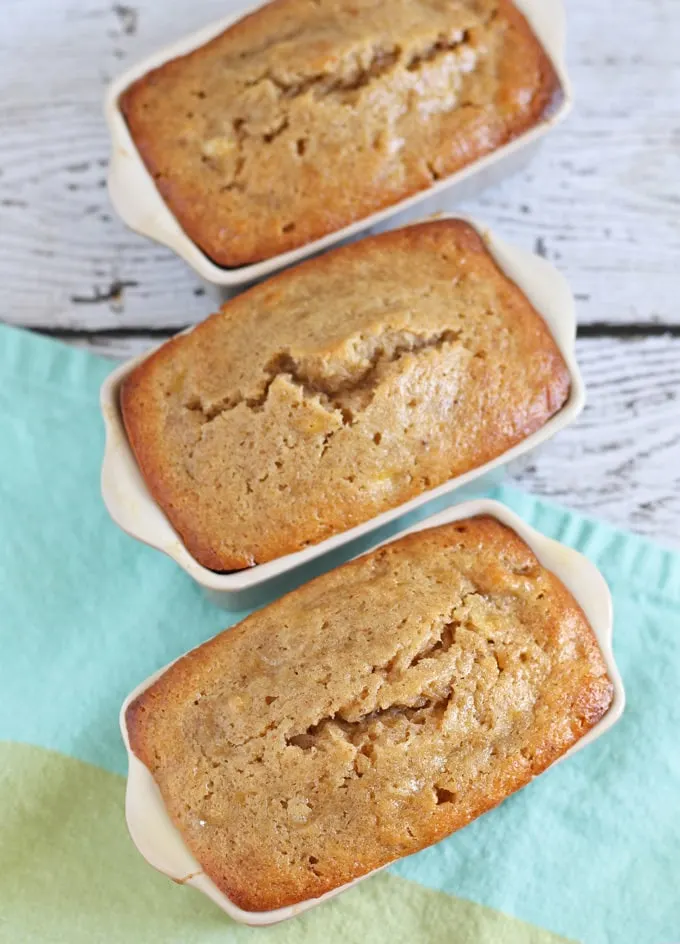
[126,516,614,912]
[121,221,570,571]
[121,0,560,266]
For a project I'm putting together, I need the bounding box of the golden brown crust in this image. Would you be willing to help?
[120,220,570,571]
[121,0,561,267]
[127,516,613,912]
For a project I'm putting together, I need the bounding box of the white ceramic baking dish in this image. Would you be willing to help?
[100,214,586,610]
[120,498,626,927]
[105,0,572,290]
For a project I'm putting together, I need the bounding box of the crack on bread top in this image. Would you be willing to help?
[131,520,613,908]
[209,16,495,187]
[405,29,472,72]
[242,22,483,104]
[121,0,564,266]
[183,325,464,427]
[281,591,495,767]
[245,43,403,102]
[126,1,507,202]
[126,221,571,569]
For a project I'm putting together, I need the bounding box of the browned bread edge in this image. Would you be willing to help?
[126,517,613,911]
[120,220,571,571]
[120,0,561,267]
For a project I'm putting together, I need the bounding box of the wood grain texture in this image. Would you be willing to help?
[0,0,679,330]
[511,336,680,549]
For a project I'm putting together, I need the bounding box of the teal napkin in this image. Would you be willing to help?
[0,322,678,944]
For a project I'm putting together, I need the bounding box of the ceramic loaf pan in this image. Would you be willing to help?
[104,0,572,290]
[100,215,586,610]
[120,498,626,927]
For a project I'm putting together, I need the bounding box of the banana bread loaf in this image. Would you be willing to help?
[126,516,614,912]
[121,0,560,266]
[121,220,570,571]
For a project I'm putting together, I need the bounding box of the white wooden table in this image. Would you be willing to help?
[2,0,679,545]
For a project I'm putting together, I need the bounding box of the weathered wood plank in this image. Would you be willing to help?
[511,335,680,549]
[1,0,678,330]
[53,330,680,548]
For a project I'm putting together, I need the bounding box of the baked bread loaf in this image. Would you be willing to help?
[126,516,614,912]
[121,220,570,571]
[121,0,560,266]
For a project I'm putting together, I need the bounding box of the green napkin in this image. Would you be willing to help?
[0,323,678,944]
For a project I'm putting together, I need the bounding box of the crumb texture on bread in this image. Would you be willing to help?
[121,0,560,265]
[121,221,571,571]
[127,517,613,912]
